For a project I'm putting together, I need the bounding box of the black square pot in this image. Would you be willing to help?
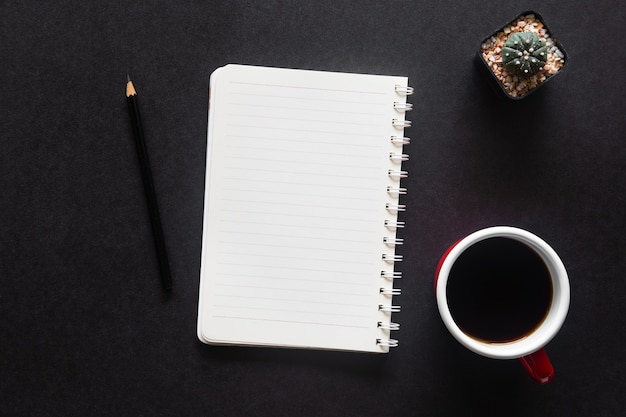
[476,11,568,100]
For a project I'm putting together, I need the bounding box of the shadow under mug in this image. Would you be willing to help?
[434,226,570,384]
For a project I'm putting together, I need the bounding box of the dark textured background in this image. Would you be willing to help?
[1,1,625,416]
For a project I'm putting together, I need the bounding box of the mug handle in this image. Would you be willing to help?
[519,348,554,384]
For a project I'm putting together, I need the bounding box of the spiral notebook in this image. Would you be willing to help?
[197,64,412,352]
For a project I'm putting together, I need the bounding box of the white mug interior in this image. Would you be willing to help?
[436,226,570,359]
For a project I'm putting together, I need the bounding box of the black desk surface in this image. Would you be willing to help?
[2,1,625,416]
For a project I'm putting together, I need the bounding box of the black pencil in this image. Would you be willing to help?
[126,75,173,291]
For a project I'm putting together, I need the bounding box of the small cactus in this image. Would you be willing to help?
[502,32,547,76]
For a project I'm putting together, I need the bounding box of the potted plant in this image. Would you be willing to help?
[477,11,568,99]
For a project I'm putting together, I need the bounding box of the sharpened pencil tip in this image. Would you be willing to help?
[127,73,131,82]
[126,76,137,97]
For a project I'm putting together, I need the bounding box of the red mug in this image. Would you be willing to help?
[434,226,570,384]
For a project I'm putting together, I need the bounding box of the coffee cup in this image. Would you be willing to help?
[434,226,570,384]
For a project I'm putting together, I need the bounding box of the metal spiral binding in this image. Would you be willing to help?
[392,118,412,128]
[380,288,402,296]
[382,254,403,263]
[378,304,401,313]
[381,270,402,280]
[377,83,412,350]
[378,321,400,331]
[384,220,405,229]
[393,101,414,112]
[385,203,406,213]
[390,136,411,145]
[376,338,399,348]
[383,237,404,246]
[388,169,408,180]
[387,186,407,196]
[390,152,410,163]
[394,85,415,95]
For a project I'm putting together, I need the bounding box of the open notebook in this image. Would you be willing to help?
[197,64,412,352]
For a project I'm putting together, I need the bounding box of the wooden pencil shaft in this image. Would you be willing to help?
[126,82,173,291]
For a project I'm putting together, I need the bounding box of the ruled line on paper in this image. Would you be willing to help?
[215,304,369,323]
[223,144,381,158]
[212,293,371,309]
[215,261,377,283]
[224,134,382,148]
[220,187,381,201]
[217,243,377,257]
[218,240,374,256]
[215,261,376,277]
[229,119,382,132]
[218,211,382,225]
[219,200,377,215]
[221,178,378,192]
[226,124,386,137]
[229,80,388,96]
[212,306,371,322]
[217,250,376,265]
[216,283,371,297]
[216,234,379,260]
[212,315,370,329]
[223,209,382,224]
[214,274,370,288]
[229,103,384,117]
[219,234,382,247]
[215,271,372,286]
[217,233,378,246]
[223,199,382,216]
[229,91,386,105]
[218,219,380,236]
[223,156,382,171]
[212,305,369,320]
[219,167,380,182]
[228,114,385,127]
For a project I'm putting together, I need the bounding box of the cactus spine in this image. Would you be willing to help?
[502,32,547,75]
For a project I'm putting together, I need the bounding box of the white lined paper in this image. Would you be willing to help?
[197,65,408,352]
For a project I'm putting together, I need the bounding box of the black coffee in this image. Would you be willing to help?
[446,237,553,343]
